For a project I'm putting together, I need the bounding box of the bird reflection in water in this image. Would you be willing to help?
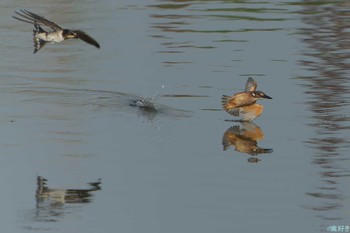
[222,122,273,163]
[34,176,101,222]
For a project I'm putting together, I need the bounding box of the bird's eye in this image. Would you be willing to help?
[251,92,256,97]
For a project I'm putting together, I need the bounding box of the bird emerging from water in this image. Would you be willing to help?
[12,9,100,53]
[221,77,272,121]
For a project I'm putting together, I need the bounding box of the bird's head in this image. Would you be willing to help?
[63,29,78,39]
[251,91,272,100]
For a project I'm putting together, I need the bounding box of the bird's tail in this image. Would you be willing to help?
[33,23,46,54]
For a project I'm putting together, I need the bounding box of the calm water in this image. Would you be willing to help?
[0,0,349,232]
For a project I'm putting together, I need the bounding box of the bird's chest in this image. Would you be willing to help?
[36,31,64,43]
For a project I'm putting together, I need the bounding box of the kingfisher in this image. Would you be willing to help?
[12,9,100,53]
[221,77,272,121]
[222,122,273,156]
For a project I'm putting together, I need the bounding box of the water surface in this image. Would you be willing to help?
[0,0,349,232]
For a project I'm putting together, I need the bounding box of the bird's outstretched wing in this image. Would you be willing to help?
[221,95,239,116]
[74,30,100,48]
[12,9,62,31]
[244,77,257,92]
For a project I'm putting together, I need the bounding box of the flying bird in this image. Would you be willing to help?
[222,77,272,121]
[13,9,100,53]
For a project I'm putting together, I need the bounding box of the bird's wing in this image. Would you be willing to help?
[13,9,62,31]
[227,108,240,116]
[222,95,239,116]
[244,77,257,92]
[75,30,100,48]
[222,126,240,151]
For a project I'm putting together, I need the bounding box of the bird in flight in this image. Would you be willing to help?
[13,9,100,53]
[222,77,272,122]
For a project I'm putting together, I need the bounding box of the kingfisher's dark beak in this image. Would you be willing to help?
[262,93,272,99]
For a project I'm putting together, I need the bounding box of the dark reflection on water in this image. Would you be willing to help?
[298,0,350,222]
[148,0,290,65]
[222,122,273,163]
[34,176,101,222]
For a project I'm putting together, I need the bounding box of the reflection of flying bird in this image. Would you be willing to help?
[13,9,100,53]
[35,176,101,222]
[222,122,273,156]
[36,176,101,205]
[222,77,272,121]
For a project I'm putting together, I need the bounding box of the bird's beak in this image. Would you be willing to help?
[262,94,272,99]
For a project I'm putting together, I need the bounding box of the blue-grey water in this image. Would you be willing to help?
[1,0,350,232]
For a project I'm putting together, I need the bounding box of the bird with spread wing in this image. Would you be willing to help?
[13,9,100,53]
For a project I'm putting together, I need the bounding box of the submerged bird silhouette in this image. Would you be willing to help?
[222,77,272,121]
[13,9,100,53]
